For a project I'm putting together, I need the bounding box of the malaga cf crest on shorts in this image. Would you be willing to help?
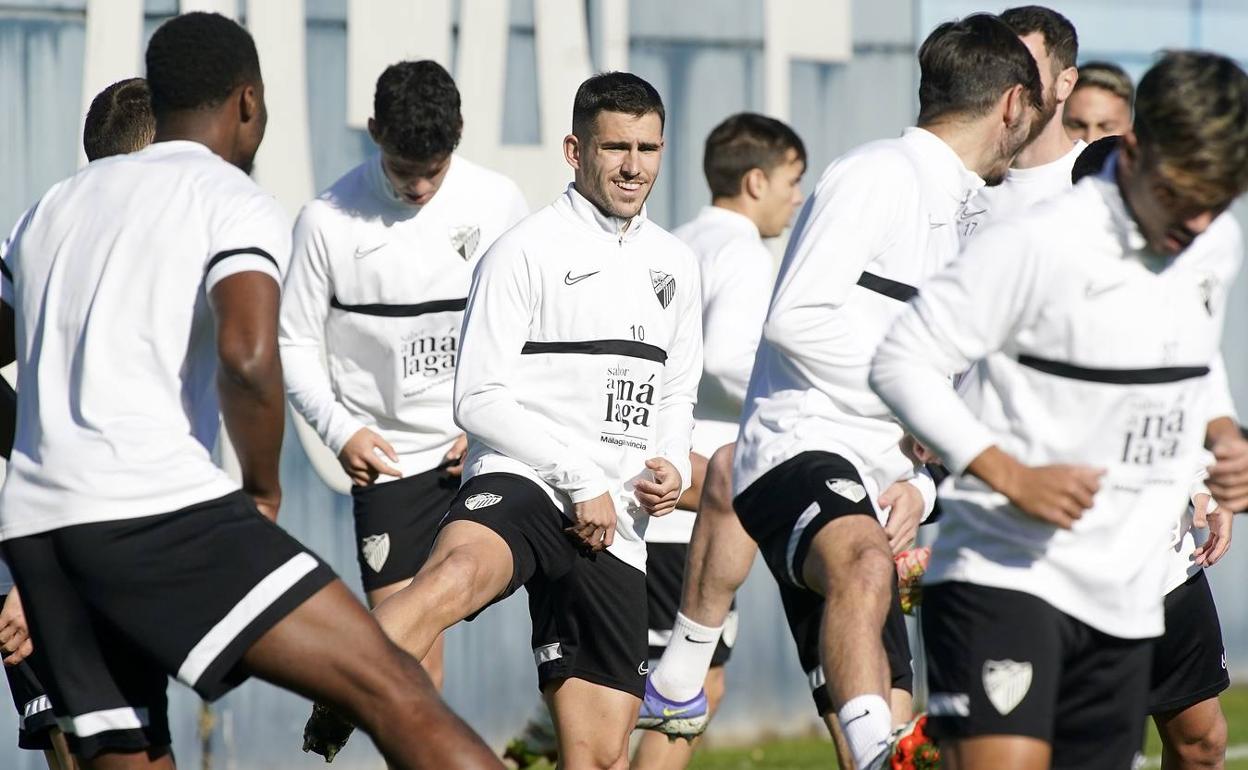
[650,269,675,309]
[361,533,391,573]
[450,225,481,261]
[464,492,503,511]
[982,659,1032,715]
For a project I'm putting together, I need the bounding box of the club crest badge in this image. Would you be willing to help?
[825,478,867,503]
[450,225,481,261]
[983,659,1032,715]
[464,492,503,511]
[650,269,675,309]
[361,533,391,573]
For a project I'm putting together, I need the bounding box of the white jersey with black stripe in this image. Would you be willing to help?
[0,141,290,540]
[733,127,984,518]
[871,153,1241,639]
[455,184,703,573]
[279,154,528,476]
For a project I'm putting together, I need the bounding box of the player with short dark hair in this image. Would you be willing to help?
[0,13,500,770]
[281,59,526,715]
[632,112,805,770]
[641,15,1045,770]
[872,50,1248,770]
[82,77,154,162]
[1064,60,1134,143]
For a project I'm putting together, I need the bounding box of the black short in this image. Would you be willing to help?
[442,473,647,698]
[0,603,57,751]
[734,451,913,715]
[645,542,734,666]
[924,582,1151,770]
[1149,570,1229,714]
[352,466,459,592]
[1,492,336,759]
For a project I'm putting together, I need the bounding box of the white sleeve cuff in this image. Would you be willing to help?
[906,472,938,522]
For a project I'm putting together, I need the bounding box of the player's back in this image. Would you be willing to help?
[0,140,289,539]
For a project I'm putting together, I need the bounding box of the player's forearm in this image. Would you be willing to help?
[219,345,285,512]
[279,343,363,454]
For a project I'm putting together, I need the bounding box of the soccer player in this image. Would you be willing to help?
[280,60,527,690]
[642,15,1045,770]
[871,50,1248,770]
[1063,61,1134,144]
[83,77,155,162]
[1070,137,1247,770]
[958,6,1081,240]
[302,71,701,770]
[632,112,805,770]
[0,13,500,770]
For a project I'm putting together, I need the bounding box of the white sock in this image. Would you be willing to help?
[838,694,892,769]
[649,612,723,702]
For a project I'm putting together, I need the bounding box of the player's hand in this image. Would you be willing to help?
[1207,431,1248,513]
[0,588,33,666]
[901,434,941,466]
[567,492,616,552]
[1192,493,1234,567]
[441,434,469,478]
[881,481,923,554]
[338,427,402,486]
[999,463,1103,529]
[634,457,683,517]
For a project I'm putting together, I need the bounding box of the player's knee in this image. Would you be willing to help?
[829,533,893,590]
[424,547,497,618]
[701,446,736,513]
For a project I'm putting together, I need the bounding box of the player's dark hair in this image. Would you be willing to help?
[703,113,806,199]
[1000,5,1078,73]
[83,78,155,161]
[1133,51,1248,208]
[145,12,261,116]
[572,72,665,137]
[917,14,1044,125]
[1070,135,1119,184]
[1073,61,1135,104]
[373,60,463,161]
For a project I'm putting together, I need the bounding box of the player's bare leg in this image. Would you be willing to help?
[367,578,447,691]
[545,678,641,770]
[42,729,78,770]
[80,749,172,770]
[1155,697,1227,770]
[247,579,501,770]
[938,736,1050,770]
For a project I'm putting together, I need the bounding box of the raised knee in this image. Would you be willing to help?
[701,446,737,514]
[426,549,494,615]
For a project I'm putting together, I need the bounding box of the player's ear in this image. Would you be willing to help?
[743,167,767,200]
[1056,66,1078,103]
[1000,84,1026,130]
[563,133,582,171]
[238,83,259,125]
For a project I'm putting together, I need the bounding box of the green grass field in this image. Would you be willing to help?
[680,687,1248,770]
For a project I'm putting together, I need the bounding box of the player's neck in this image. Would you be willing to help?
[153,114,235,166]
[1013,111,1075,170]
[711,197,763,234]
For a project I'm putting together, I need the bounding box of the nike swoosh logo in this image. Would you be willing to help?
[959,208,986,220]
[662,705,695,717]
[1084,282,1122,299]
[684,635,713,644]
[564,270,601,285]
[841,710,869,727]
[354,244,385,259]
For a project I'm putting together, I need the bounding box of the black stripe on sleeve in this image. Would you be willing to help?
[521,339,668,364]
[1017,354,1209,385]
[0,259,11,282]
[205,247,279,274]
[856,271,918,302]
[329,296,467,317]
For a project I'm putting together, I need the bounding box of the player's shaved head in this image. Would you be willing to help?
[83,78,155,161]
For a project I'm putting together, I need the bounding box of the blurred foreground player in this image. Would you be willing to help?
[872,51,1248,770]
[0,13,500,770]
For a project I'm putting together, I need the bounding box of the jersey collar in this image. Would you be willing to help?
[558,183,647,242]
[697,205,761,241]
[901,126,986,221]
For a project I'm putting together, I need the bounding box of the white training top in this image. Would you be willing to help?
[455,184,703,574]
[733,127,984,520]
[646,205,773,544]
[0,141,290,540]
[957,140,1242,597]
[279,154,528,477]
[870,154,1240,639]
[957,140,1086,241]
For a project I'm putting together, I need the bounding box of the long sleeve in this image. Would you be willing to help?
[655,263,703,492]
[454,241,611,503]
[278,207,365,455]
[701,242,771,409]
[870,223,1052,474]
[762,153,910,386]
